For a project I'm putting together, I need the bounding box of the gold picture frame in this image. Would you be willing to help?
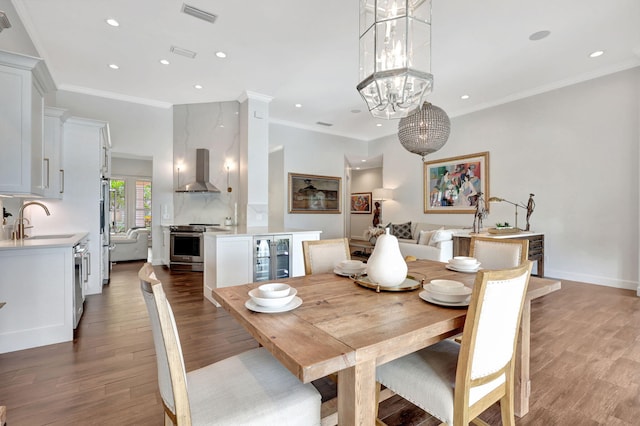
[288,173,341,214]
[424,151,490,214]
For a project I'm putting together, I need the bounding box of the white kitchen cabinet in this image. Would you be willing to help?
[42,107,69,199]
[0,50,55,197]
[100,125,112,178]
[0,246,73,353]
[204,234,253,306]
[291,231,321,277]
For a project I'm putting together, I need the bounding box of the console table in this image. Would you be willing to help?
[453,231,545,276]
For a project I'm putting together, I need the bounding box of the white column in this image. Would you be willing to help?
[238,91,272,228]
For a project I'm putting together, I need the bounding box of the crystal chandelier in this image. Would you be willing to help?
[357,0,433,120]
[397,101,450,160]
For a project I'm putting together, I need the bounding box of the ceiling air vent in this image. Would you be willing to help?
[170,45,197,59]
[181,3,217,24]
[316,121,333,127]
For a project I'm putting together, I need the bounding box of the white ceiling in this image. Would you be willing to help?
[10,0,640,147]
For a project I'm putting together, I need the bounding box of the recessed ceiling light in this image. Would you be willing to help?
[108,64,119,70]
[194,84,203,89]
[295,103,302,108]
[461,94,470,100]
[355,167,361,170]
[361,159,367,162]
[529,30,550,41]
[159,59,170,65]
[351,109,362,114]
[589,50,605,58]
[376,123,382,127]
[106,18,119,27]
[215,51,227,58]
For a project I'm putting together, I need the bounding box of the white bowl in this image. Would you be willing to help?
[249,288,297,307]
[449,256,479,267]
[337,260,365,272]
[429,279,465,293]
[423,284,471,303]
[257,283,291,299]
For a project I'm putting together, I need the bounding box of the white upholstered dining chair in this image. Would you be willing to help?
[469,236,529,270]
[138,263,321,426]
[376,261,533,426]
[302,238,351,275]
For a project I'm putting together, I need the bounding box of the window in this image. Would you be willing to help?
[110,177,152,233]
[135,180,152,228]
[111,179,126,233]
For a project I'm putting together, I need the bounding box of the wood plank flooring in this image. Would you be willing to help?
[1,261,639,425]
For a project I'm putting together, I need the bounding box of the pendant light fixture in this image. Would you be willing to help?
[397,101,450,161]
[357,0,433,119]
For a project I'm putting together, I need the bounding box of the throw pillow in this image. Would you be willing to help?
[391,222,412,239]
[429,229,453,247]
[417,229,436,245]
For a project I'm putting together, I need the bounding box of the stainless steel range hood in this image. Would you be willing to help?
[176,149,221,193]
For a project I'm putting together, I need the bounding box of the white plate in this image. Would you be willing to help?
[419,291,470,307]
[334,267,367,277]
[245,296,303,313]
[446,264,480,273]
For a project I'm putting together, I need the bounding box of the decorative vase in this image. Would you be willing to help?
[366,228,408,287]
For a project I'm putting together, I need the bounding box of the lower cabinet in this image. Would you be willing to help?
[0,247,74,353]
[204,234,253,306]
[203,231,321,306]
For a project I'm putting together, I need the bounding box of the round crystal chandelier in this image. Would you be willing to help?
[397,102,450,161]
[357,0,433,120]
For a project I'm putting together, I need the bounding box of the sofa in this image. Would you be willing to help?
[366,222,467,262]
[110,228,150,262]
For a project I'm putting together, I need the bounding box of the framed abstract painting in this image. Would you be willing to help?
[350,192,372,214]
[423,151,490,214]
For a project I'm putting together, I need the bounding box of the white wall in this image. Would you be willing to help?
[270,124,368,239]
[350,167,382,239]
[371,67,640,289]
[54,91,173,266]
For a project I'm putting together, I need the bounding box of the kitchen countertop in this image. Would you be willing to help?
[0,232,89,251]
[204,225,321,237]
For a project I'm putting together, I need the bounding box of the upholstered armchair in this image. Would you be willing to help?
[111,228,149,262]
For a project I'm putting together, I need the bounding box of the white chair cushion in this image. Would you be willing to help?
[308,243,348,274]
[376,340,504,425]
[188,347,321,425]
[473,240,522,269]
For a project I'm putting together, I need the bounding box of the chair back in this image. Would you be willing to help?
[455,261,533,419]
[302,238,350,275]
[138,263,191,425]
[469,236,528,270]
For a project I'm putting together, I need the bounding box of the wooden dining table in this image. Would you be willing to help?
[212,259,561,425]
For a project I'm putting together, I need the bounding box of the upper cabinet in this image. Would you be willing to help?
[0,50,55,196]
[43,107,70,199]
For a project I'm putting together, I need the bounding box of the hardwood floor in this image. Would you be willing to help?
[1,261,639,425]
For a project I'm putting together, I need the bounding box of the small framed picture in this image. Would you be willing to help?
[350,192,372,214]
[424,151,490,214]
[288,173,341,214]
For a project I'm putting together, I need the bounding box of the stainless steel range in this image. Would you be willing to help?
[169,223,219,271]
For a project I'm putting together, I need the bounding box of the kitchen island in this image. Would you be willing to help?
[203,226,321,306]
[0,233,88,353]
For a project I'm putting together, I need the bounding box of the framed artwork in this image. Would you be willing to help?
[288,173,341,214]
[423,151,490,214]
[350,192,372,214]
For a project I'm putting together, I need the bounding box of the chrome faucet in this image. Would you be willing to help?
[12,201,51,240]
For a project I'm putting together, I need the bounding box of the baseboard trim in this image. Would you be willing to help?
[545,268,638,291]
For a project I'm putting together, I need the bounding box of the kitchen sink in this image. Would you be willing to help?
[27,234,75,240]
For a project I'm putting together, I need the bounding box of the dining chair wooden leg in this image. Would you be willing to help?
[0,405,6,426]
[471,418,491,426]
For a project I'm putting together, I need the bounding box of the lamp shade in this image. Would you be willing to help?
[398,102,450,160]
[373,188,393,201]
[357,0,433,119]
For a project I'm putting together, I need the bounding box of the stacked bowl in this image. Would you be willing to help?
[248,283,297,308]
[447,256,481,272]
[423,279,472,304]
[334,260,367,276]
